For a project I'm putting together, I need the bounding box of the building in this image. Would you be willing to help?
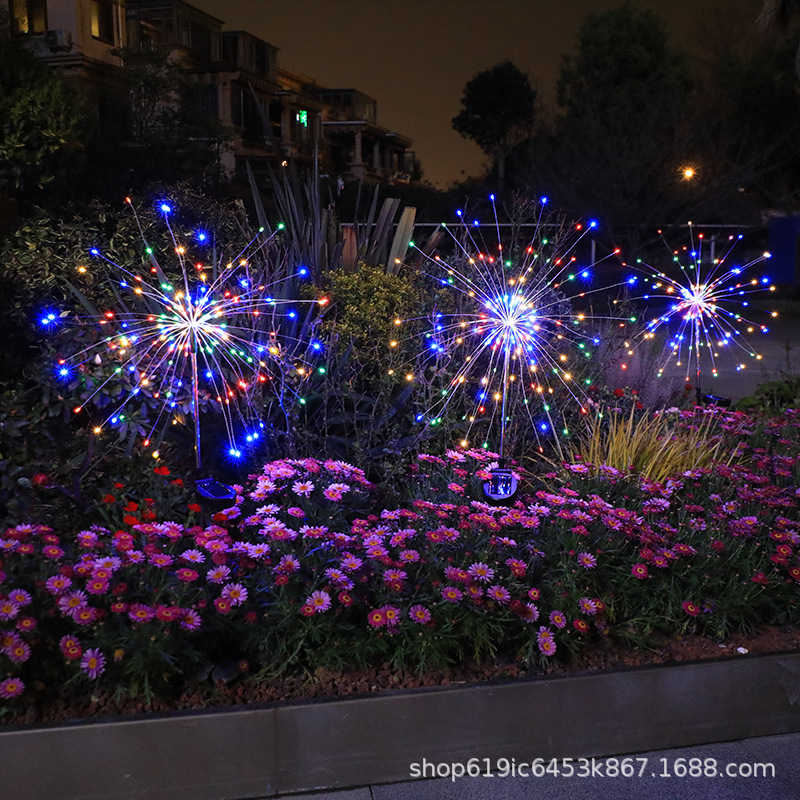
[2,0,414,184]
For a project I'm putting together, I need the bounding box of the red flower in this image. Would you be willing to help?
[123,515,139,526]
[153,466,170,476]
[573,619,590,633]
[124,501,138,512]
[750,572,769,585]
[102,494,116,504]
[682,600,700,617]
[188,503,202,513]
[32,473,50,488]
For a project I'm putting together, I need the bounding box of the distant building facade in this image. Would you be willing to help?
[2,0,415,183]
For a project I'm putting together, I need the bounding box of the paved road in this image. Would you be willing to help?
[282,731,800,799]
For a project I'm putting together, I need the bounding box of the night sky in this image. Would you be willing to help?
[194,0,761,187]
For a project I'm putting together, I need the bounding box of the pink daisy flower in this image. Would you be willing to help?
[9,640,31,663]
[292,480,315,496]
[180,609,202,631]
[128,603,155,623]
[577,552,597,569]
[8,589,31,607]
[537,626,557,656]
[468,562,494,583]
[441,586,463,603]
[367,608,386,628]
[45,575,72,595]
[323,483,350,501]
[0,599,20,621]
[81,648,106,679]
[487,585,511,604]
[221,583,248,606]
[382,605,401,627]
[306,590,332,613]
[207,566,232,584]
[0,677,25,699]
[549,610,567,629]
[578,598,598,615]
[409,604,432,625]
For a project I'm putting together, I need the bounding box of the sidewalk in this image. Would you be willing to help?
[281,731,800,800]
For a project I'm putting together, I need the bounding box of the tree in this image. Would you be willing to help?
[757,0,800,80]
[85,47,231,190]
[0,27,88,199]
[452,61,537,186]
[514,6,703,256]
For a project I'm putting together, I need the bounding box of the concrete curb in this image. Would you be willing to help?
[2,651,800,799]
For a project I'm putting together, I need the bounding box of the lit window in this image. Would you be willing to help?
[91,0,115,43]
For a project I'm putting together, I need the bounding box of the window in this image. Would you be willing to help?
[91,0,115,44]
[11,0,47,34]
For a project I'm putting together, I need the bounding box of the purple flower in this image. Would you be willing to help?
[0,677,25,699]
[577,552,597,569]
[80,648,106,679]
[409,604,432,625]
[468,562,495,583]
[537,626,557,656]
[221,583,248,606]
[306,590,332,613]
[549,609,567,629]
[487,585,511,604]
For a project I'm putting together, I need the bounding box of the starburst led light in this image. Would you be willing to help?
[631,225,776,401]
[46,199,326,469]
[397,195,635,461]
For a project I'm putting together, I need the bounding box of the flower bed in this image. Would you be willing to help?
[1,408,799,722]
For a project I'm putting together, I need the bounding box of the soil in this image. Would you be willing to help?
[3,625,800,729]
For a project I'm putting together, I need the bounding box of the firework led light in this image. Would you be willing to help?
[633,225,776,403]
[398,195,635,474]
[49,199,325,469]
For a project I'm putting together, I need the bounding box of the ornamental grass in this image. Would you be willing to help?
[1,409,799,714]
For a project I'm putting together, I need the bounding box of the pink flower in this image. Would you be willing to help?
[382,605,401,627]
[276,555,300,574]
[441,586,463,603]
[128,603,155,623]
[0,599,20,621]
[180,609,202,631]
[45,575,72,594]
[631,563,648,579]
[8,589,31,607]
[81,648,106,679]
[59,635,82,660]
[292,480,315,496]
[207,565,231,584]
[409,604,432,625]
[8,640,31,663]
[0,677,25,699]
[577,552,597,569]
[487,585,511,604]
[368,608,387,628]
[221,583,248,606]
[537,626,557,656]
[549,609,567,629]
[306,590,331,613]
[578,598,598,616]
[323,483,350,501]
[682,600,700,617]
[288,507,306,518]
[468,562,494,583]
